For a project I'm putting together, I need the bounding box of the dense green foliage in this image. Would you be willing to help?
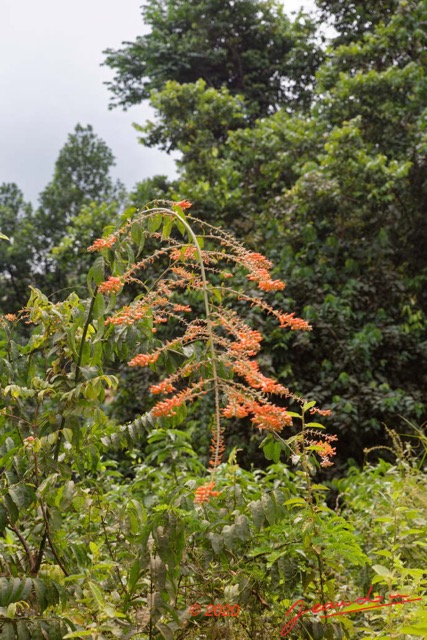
[103,0,322,117]
[0,184,34,312]
[1,1,427,638]
[1,209,426,639]
[113,0,427,460]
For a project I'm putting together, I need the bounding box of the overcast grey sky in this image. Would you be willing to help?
[0,0,316,205]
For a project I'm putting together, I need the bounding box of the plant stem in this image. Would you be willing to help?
[143,208,223,474]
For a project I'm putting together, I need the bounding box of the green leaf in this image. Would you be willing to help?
[3,495,18,524]
[207,532,224,554]
[372,564,393,577]
[0,621,15,640]
[147,213,164,233]
[92,293,105,320]
[130,222,142,246]
[305,422,325,429]
[262,437,281,463]
[88,581,105,609]
[399,628,427,637]
[248,500,265,529]
[0,504,8,532]
[211,288,223,304]
[32,579,47,612]
[87,256,105,292]
[302,401,316,412]
[196,235,204,249]
[284,498,306,507]
[162,216,173,238]
[156,622,175,640]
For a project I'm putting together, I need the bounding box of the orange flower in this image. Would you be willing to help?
[258,279,286,292]
[278,312,311,331]
[194,481,220,504]
[310,407,333,417]
[231,361,288,395]
[244,252,272,270]
[170,246,197,261]
[230,329,263,356]
[149,381,176,395]
[306,432,338,467]
[128,353,159,367]
[152,392,187,417]
[175,199,192,210]
[4,314,17,321]
[98,276,122,294]
[222,403,249,419]
[105,302,150,325]
[87,235,116,252]
[171,266,195,281]
[249,402,292,431]
[172,304,192,313]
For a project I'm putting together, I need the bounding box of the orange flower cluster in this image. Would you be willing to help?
[171,266,195,281]
[208,422,225,470]
[278,312,311,331]
[87,235,116,252]
[232,361,289,395]
[152,389,190,417]
[175,199,192,210]
[194,481,220,504]
[172,304,192,313]
[249,402,293,431]
[239,251,286,291]
[244,252,273,270]
[4,314,17,321]
[258,278,286,292]
[150,378,210,417]
[170,246,198,262]
[230,328,263,356]
[128,353,159,367]
[149,381,176,395]
[247,268,286,291]
[105,302,150,326]
[306,433,338,467]
[98,276,122,294]
[310,406,333,417]
[222,398,249,418]
[95,204,335,476]
[221,392,292,432]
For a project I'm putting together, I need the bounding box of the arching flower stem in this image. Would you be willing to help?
[141,208,223,475]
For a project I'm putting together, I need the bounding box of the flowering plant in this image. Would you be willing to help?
[0,200,341,639]
[88,200,335,499]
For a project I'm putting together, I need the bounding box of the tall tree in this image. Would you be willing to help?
[34,124,125,296]
[0,183,34,312]
[36,124,121,249]
[103,0,322,118]
[315,0,400,44]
